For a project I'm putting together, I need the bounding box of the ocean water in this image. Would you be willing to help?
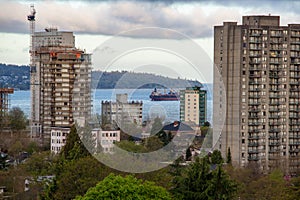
[10,89,212,123]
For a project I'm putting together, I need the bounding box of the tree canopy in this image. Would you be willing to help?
[172,156,237,200]
[8,107,27,131]
[75,173,172,200]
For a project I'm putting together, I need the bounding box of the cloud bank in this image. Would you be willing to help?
[2,0,299,38]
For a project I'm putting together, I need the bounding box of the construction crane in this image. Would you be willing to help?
[27,5,39,138]
[27,4,36,71]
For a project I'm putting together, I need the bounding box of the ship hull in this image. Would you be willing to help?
[150,95,180,101]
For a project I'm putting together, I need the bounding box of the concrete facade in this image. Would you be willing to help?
[30,28,91,148]
[92,128,121,153]
[214,15,300,173]
[101,94,143,127]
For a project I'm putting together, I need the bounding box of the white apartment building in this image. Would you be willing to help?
[92,128,121,153]
[50,127,69,154]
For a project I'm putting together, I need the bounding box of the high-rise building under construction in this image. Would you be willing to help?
[214,15,300,174]
[28,18,91,148]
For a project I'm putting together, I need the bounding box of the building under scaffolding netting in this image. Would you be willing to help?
[0,88,14,127]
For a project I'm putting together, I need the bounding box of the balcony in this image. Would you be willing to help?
[289,141,300,145]
[249,81,261,85]
[290,94,300,98]
[290,88,300,92]
[248,142,259,147]
[248,115,260,119]
[249,108,261,112]
[290,115,300,119]
[248,156,259,161]
[289,135,300,139]
[269,74,279,78]
[248,129,260,133]
[269,115,280,119]
[269,142,281,146]
[249,74,262,78]
[269,148,280,153]
[248,122,262,126]
[290,68,300,71]
[249,39,262,43]
[269,88,280,92]
[269,135,280,140]
[249,67,261,71]
[249,60,261,65]
[269,128,281,133]
[248,88,261,92]
[289,148,300,153]
[249,95,261,99]
[269,82,281,85]
[289,107,300,112]
[248,135,260,139]
[269,107,281,112]
[248,149,259,153]
[249,53,261,57]
[269,94,280,98]
[289,127,300,131]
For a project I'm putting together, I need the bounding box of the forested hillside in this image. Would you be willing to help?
[0,63,30,90]
[92,70,201,89]
[0,64,203,90]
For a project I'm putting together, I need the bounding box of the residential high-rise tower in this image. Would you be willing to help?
[214,15,300,174]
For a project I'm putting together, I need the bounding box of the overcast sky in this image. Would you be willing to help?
[1,0,300,82]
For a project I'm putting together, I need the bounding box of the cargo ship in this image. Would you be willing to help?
[149,88,180,101]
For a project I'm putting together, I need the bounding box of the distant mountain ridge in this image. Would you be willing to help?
[0,63,204,90]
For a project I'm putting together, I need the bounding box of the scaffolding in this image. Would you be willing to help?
[0,88,14,127]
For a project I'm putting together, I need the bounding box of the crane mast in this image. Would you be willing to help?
[27,4,40,138]
[27,4,36,70]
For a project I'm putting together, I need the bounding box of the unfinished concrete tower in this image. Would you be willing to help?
[28,7,92,149]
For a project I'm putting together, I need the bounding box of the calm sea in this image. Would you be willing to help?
[10,89,212,123]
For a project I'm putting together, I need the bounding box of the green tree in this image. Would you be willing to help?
[26,141,39,154]
[157,130,172,145]
[207,166,238,200]
[185,147,192,161]
[116,140,147,153]
[226,147,232,164]
[210,149,223,165]
[75,173,172,200]
[144,136,164,152]
[8,140,24,158]
[60,125,89,160]
[8,107,27,131]
[24,151,54,176]
[43,156,113,200]
[204,121,211,127]
[172,156,237,200]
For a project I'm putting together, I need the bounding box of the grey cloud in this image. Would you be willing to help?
[0,1,300,38]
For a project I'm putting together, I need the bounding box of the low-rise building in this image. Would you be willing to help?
[101,94,143,127]
[92,128,121,153]
[50,127,69,154]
